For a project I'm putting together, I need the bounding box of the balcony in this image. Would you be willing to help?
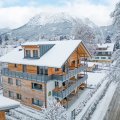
[1,64,87,83]
[52,74,88,99]
[1,68,51,83]
[52,64,88,82]
[94,52,111,56]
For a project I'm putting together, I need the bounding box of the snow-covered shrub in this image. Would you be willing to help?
[40,98,69,120]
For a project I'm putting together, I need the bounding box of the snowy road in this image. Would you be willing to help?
[90,82,118,120]
[75,79,109,120]
[103,82,120,120]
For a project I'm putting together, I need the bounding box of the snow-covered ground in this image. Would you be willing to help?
[87,70,106,88]
[90,82,117,120]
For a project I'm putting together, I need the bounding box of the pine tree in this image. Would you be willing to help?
[111,2,120,29]
[0,36,2,44]
[115,40,120,50]
[5,35,9,41]
[111,2,120,45]
[105,35,111,43]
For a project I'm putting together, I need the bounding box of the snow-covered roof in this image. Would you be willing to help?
[97,43,114,52]
[87,62,98,67]
[0,96,20,111]
[0,40,90,68]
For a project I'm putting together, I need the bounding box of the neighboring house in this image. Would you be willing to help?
[87,62,98,72]
[0,96,19,120]
[0,40,91,109]
[92,43,115,63]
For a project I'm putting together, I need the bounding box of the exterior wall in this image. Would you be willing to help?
[8,64,37,74]
[48,68,55,75]
[0,112,5,120]
[68,51,81,67]
[46,80,55,102]
[26,65,37,74]
[8,64,23,72]
[2,76,46,110]
[48,68,63,75]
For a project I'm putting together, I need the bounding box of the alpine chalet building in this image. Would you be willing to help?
[0,40,91,109]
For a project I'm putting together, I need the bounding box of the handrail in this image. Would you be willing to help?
[52,74,88,99]
[1,68,51,83]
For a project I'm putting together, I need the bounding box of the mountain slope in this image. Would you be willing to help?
[1,12,102,46]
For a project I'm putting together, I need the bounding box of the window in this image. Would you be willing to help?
[108,52,111,55]
[102,52,105,55]
[72,60,75,64]
[55,68,59,71]
[32,83,42,90]
[16,79,21,86]
[40,68,43,74]
[14,64,17,68]
[25,50,31,57]
[101,57,106,59]
[98,52,102,55]
[8,78,13,84]
[9,91,14,98]
[33,50,38,58]
[48,91,51,96]
[95,57,99,59]
[44,69,48,75]
[16,93,21,100]
[108,57,111,59]
[32,98,43,107]
[55,81,59,87]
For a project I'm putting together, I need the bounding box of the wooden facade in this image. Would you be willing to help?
[0,112,5,120]
[2,76,46,110]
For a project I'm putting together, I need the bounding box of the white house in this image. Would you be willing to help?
[92,43,115,63]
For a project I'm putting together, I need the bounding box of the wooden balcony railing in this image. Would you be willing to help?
[1,64,88,83]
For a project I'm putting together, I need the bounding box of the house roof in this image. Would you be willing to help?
[0,96,20,111]
[0,40,91,68]
[97,43,115,52]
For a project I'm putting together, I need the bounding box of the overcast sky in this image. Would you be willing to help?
[0,0,119,29]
